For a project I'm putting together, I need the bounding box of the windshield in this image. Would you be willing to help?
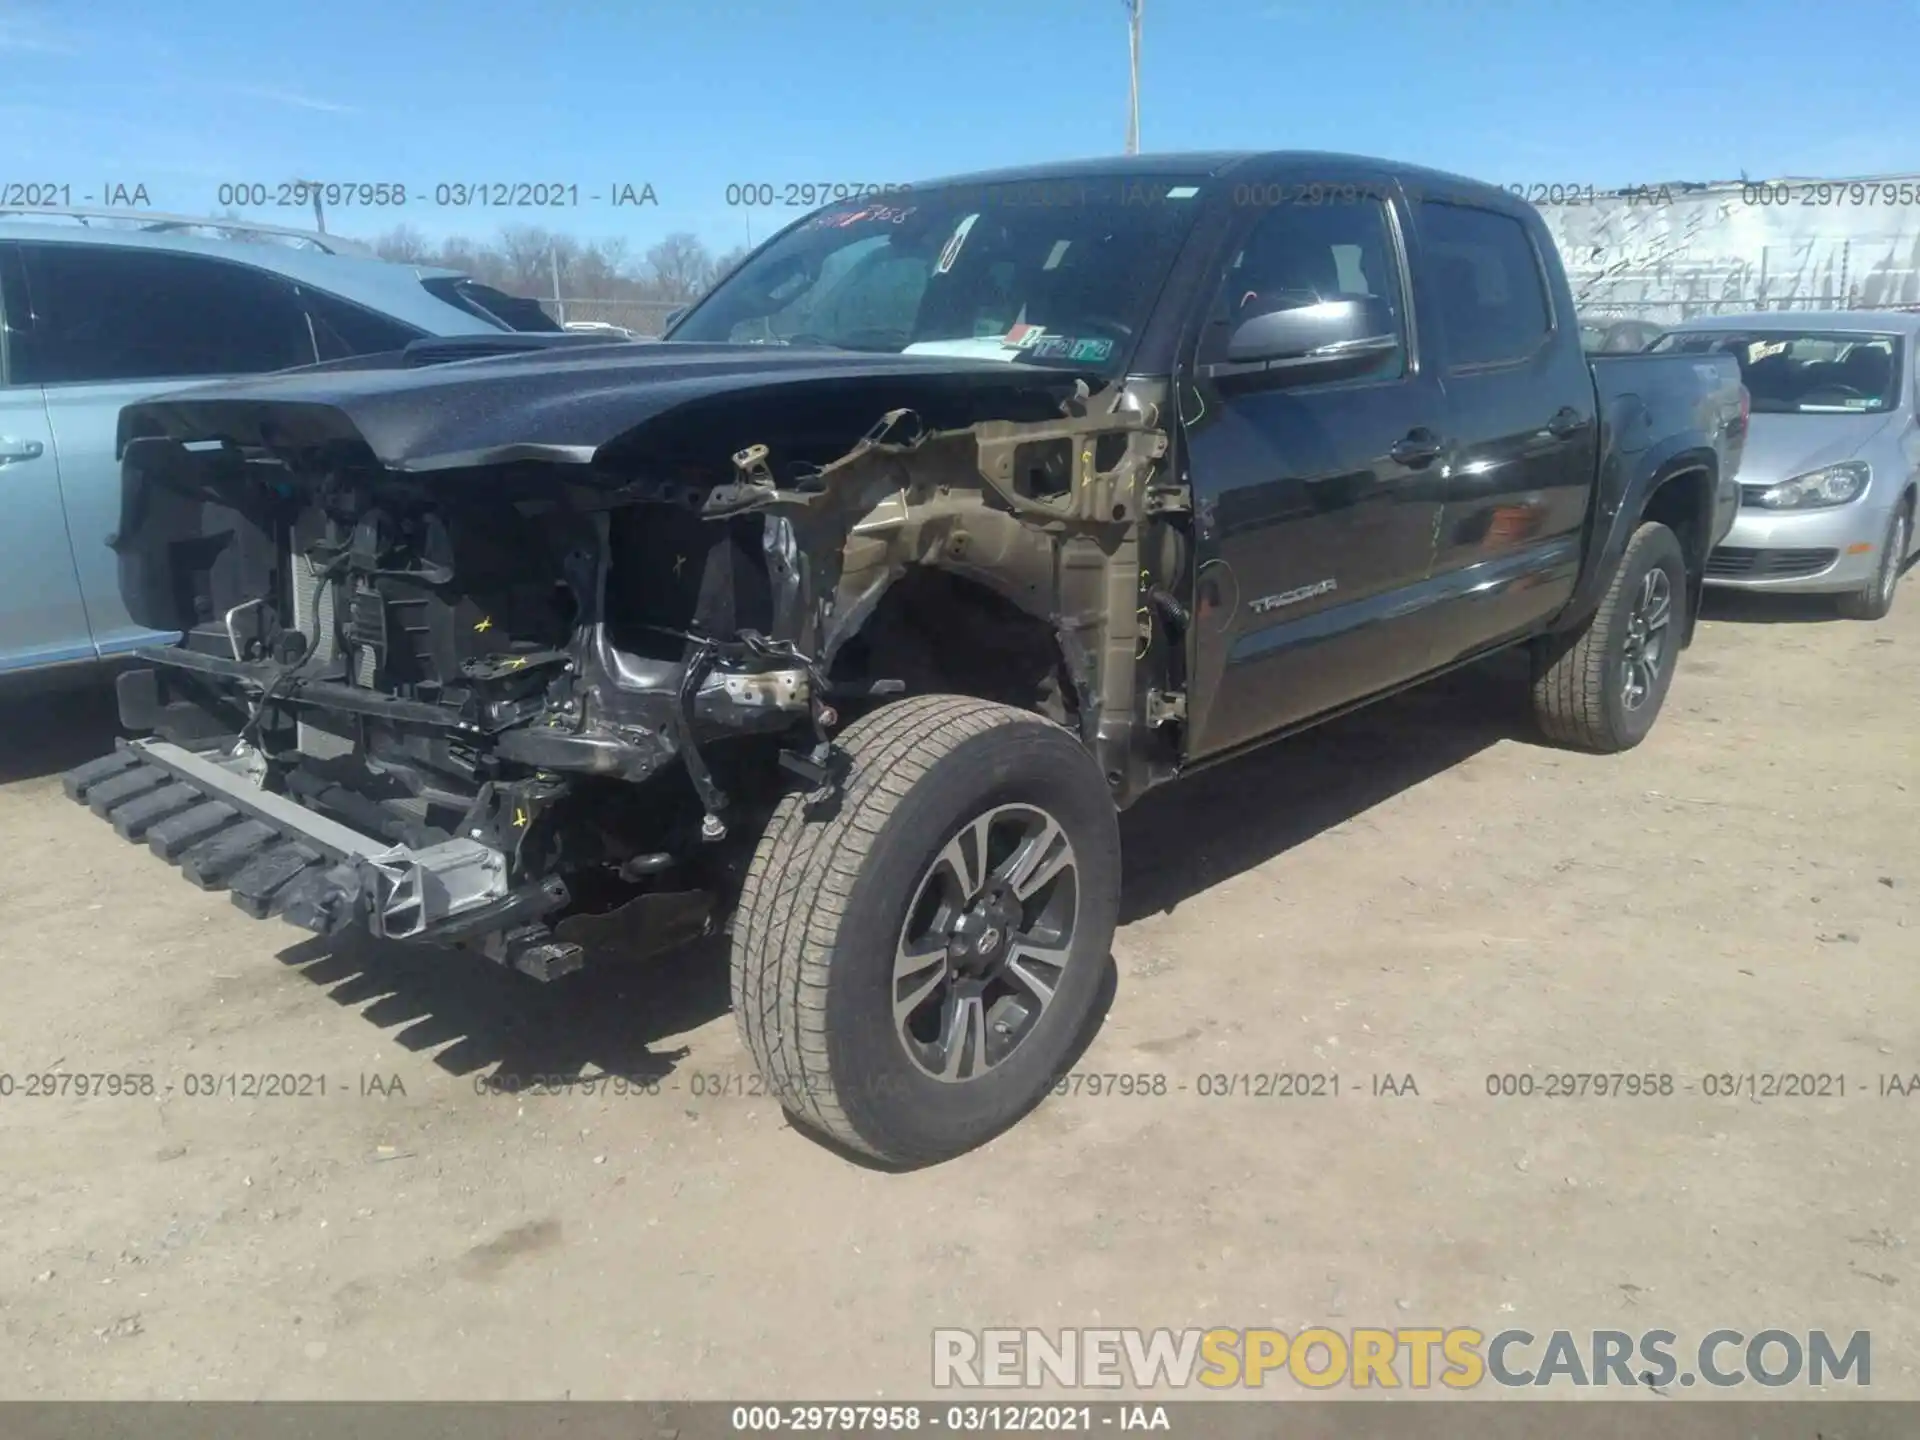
[1649,328,1902,413]
[668,177,1208,376]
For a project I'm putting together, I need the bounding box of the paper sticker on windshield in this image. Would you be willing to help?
[1030,335,1073,358]
[1068,337,1114,363]
[934,213,979,275]
[1165,185,1200,199]
[1004,322,1047,349]
[808,203,916,229]
[1747,340,1788,363]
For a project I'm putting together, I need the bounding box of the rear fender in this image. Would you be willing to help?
[1557,429,1719,639]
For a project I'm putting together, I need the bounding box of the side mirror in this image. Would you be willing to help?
[662,305,688,332]
[1221,297,1400,376]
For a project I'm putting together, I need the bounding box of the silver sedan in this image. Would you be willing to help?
[1650,310,1920,619]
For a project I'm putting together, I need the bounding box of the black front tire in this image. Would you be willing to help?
[1531,520,1688,753]
[731,694,1120,1166]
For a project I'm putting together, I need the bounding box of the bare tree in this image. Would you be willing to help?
[496,225,574,294]
[711,243,752,285]
[338,222,734,333]
[370,224,435,264]
[644,232,717,301]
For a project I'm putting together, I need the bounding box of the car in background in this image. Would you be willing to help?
[1579,317,1666,354]
[1650,310,1919,619]
[0,208,562,689]
[562,320,637,340]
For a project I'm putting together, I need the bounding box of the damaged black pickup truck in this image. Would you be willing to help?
[65,153,1745,1164]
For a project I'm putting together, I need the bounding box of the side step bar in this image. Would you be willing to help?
[63,741,582,978]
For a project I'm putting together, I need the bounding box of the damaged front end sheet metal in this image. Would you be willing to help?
[92,356,1169,966]
[680,389,1170,785]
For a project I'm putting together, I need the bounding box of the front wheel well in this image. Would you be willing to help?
[828,569,1080,728]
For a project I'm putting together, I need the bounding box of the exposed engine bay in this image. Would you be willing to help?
[91,354,1185,977]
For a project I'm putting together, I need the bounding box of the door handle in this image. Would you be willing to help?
[1388,429,1442,468]
[0,438,45,465]
[1546,406,1587,438]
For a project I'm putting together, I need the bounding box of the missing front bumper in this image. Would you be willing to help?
[62,740,575,975]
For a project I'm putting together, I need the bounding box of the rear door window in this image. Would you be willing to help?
[10,242,316,384]
[1415,202,1552,368]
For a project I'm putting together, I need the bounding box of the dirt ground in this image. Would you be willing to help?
[1,587,1915,1401]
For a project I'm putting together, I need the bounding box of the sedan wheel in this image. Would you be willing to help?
[1839,505,1912,621]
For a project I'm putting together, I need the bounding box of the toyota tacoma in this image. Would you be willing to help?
[63,153,1747,1164]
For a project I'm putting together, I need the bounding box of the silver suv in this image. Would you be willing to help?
[0,209,557,687]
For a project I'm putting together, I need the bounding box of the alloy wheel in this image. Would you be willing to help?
[1621,567,1673,712]
[892,804,1080,1083]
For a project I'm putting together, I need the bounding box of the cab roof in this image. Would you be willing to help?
[907,150,1496,197]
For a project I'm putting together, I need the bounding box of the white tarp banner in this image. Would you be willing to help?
[1533,178,1920,323]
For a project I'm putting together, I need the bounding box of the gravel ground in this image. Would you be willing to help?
[1,587,1914,1400]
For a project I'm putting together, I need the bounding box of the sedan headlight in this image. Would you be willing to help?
[1751,460,1869,510]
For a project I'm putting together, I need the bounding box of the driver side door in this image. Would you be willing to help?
[1180,173,1449,760]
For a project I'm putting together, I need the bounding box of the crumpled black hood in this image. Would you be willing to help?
[115,342,1093,473]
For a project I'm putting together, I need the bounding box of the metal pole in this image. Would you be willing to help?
[300,179,325,233]
[550,245,566,326]
[1124,0,1143,155]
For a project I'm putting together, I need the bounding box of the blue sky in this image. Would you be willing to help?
[3,0,1917,255]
